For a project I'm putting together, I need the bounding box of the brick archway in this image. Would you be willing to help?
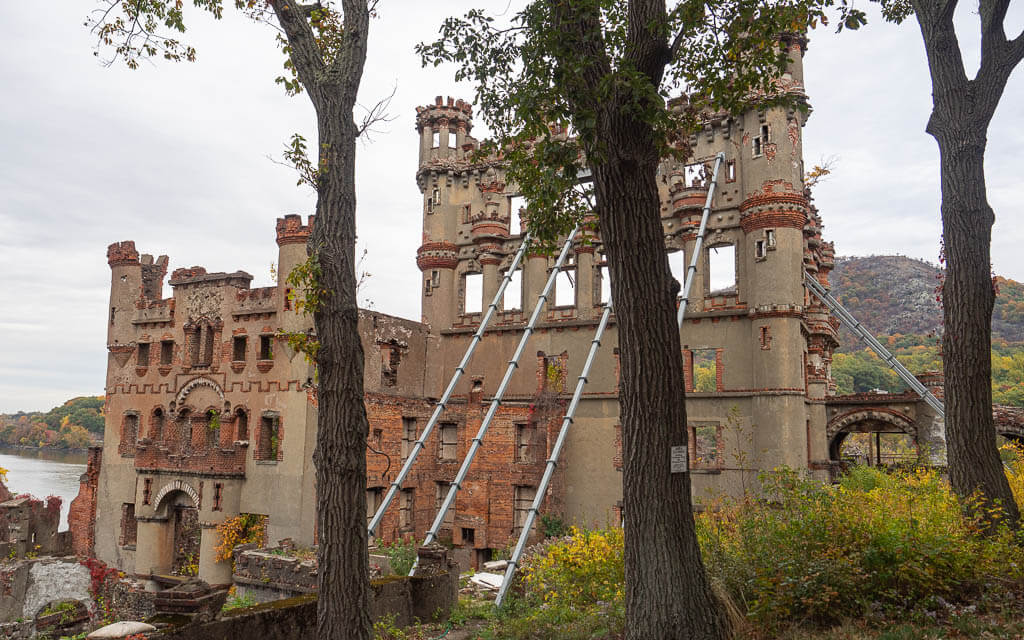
[827,408,916,462]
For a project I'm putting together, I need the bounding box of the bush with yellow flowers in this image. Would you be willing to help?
[214,513,267,564]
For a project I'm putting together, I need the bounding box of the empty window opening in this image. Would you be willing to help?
[371,428,383,450]
[514,486,537,536]
[726,161,736,182]
[213,483,223,512]
[233,336,247,362]
[401,417,417,462]
[503,269,522,311]
[381,344,402,387]
[760,326,772,350]
[753,124,770,157]
[110,306,116,325]
[150,408,164,441]
[432,187,440,207]
[201,325,214,366]
[464,273,483,314]
[542,354,567,393]
[683,161,710,188]
[206,409,221,449]
[284,288,293,311]
[120,503,137,547]
[691,349,719,392]
[160,340,174,365]
[508,195,525,235]
[667,250,687,294]
[708,244,736,295]
[366,487,383,525]
[755,239,767,259]
[258,413,281,460]
[439,422,458,461]
[692,424,721,469]
[765,229,776,248]
[515,423,535,463]
[435,482,454,527]
[120,413,139,456]
[426,196,435,214]
[462,527,476,545]
[555,267,576,307]
[187,328,201,366]
[599,264,611,304]
[142,478,153,505]
[235,409,249,441]
[137,342,150,367]
[259,335,273,360]
[431,130,440,148]
[399,488,415,530]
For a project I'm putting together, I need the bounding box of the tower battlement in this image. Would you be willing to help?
[107,241,140,267]
[276,214,315,246]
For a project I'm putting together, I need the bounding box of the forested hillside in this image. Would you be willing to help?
[0,396,104,449]
[827,256,1024,405]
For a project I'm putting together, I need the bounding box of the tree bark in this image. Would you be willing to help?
[270,1,374,638]
[548,1,731,637]
[912,0,1021,527]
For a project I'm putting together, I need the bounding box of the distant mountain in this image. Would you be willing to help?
[830,255,1024,350]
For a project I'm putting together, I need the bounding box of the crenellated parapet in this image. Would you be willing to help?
[276,214,315,246]
[107,241,140,267]
[415,96,473,134]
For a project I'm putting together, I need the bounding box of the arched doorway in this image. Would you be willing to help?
[139,480,202,578]
[827,408,919,467]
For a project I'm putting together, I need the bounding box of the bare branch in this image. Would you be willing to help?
[355,84,398,141]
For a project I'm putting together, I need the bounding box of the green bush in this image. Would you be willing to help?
[380,538,417,576]
[697,467,1024,631]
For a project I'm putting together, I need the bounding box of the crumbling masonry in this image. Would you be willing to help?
[76,38,945,585]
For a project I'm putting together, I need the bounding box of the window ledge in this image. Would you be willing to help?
[255,460,279,465]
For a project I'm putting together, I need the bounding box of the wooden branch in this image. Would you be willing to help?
[269,0,326,97]
[323,0,371,100]
[625,0,670,82]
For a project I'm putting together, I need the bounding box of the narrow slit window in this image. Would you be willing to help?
[726,161,736,182]
[464,273,483,314]
[708,245,736,295]
[439,422,457,461]
[259,335,273,360]
[503,269,522,311]
[432,130,440,148]
[137,342,150,367]
[508,195,525,235]
[233,336,247,362]
[765,229,776,248]
[235,409,249,441]
[160,340,173,365]
[401,417,417,462]
[667,250,687,293]
[599,264,611,305]
[755,239,767,259]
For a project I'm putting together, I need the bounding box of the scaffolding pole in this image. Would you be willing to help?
[803,271,944,415]
[677,152,726,327]
[495,299,614,606]
[410,225,581,575]
[367,233,533,538]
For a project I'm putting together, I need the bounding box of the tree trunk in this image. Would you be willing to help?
[915,2,1021,528]
[594,97,732,640]
[311,101,373,638]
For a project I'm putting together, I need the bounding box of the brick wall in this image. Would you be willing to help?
[68,446,101,557]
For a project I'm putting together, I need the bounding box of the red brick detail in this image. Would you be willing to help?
[170,266,207,281]
[575,245,595,255]
[107,241,140,267]
[416,242,459,271]
[478,255,502,266]
[275,214,315,246]
[133,410,247,476]
[740,209,806,232]
[613,423,623,471]
[68,446,102,557]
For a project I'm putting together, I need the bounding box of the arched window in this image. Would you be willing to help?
[235,408,249,441]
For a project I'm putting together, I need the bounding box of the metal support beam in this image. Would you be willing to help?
[367,234,533,538]
[410,226,581,574]
[677,152,726,327]
[803,272,944,415]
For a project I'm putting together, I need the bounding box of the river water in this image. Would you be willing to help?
[0,448,87,530]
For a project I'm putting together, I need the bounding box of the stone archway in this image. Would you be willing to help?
[827,408,917,464]
[137,481,202,579]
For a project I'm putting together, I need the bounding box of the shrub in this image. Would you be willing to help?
[214,514,267,563]
[697,467,1024,631]
[379,538,417,576]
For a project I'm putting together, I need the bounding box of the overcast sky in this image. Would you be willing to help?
[0,1,1021,414]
